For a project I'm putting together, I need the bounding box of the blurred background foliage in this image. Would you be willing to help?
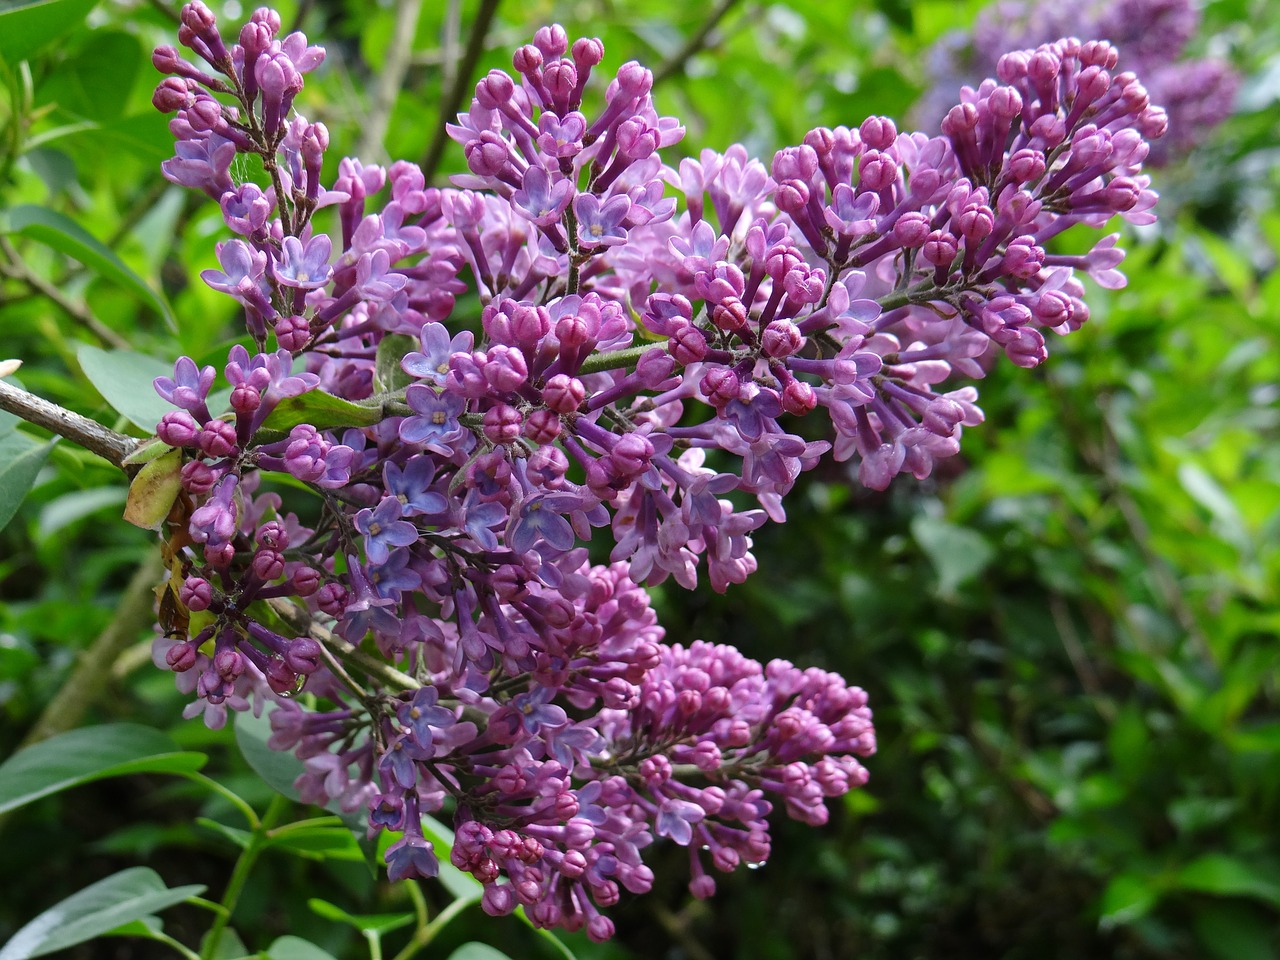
[1,0,1279,957]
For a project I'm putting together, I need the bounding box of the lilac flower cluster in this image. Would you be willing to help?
[147,3,1165,937]
[918,0,1238,164]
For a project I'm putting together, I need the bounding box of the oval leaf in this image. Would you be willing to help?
[447,945,516,960]
[0,0,98,64]
[123,447,183,530]
[267,937,341,960]
[0,723,207,815]
[259,390,382,434]
[0,867,205,960]
[2,204,172,328]
[0,434,54,532]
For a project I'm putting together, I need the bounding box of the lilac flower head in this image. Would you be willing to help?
[154,356,218,422]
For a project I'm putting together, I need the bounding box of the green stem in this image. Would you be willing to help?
[578,342,667,375]
[200,794,289,960]
[390,893,473,960]
[155,931,204,960]
[181,771,261,830]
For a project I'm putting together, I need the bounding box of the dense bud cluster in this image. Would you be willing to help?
[919,0,1238,164]
[149,2,1164,937]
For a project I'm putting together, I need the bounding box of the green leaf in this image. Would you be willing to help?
[306,898,414,936]
[1098,872,1161,929]
[0,867,205,960]
[1178,855,1280,907]
[264,822,367,861]
[267,936,342,960]
[37,30,142,122]
[234,708,306,803]
[123,447,184,530]
[0,0,98,64]
[910,516,995,595]
[37,485,127,540]
[258,390,382,434]
[0,434,54,531]
[0,723,207,815]
[446,945,516,960]
[374,334,418,394]
[1,205,172,328]
[77,345,214,432]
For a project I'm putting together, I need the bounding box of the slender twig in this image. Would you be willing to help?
[0,239,130,349]
[201,795,289,960]
[1048,593,1115,721]
[651,0,744,87]
[0,378,138,468]
[420,0,502,182]
[20,551,166,747]
[357,0,427,160]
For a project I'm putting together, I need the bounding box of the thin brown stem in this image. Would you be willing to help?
[420,0,502,182]
[0,239,130,349]
[651,0,744,87]
[357,0,427,160]
[0,378,138,468]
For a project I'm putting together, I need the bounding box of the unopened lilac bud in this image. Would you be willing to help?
[859,115,896,150]
[465,133,509,178]
[668,324,708,365]
[214,647,244,680]
[690,875,716,900]
[1008,148,1046,183]
[153,77,195,113]
[291,566,321,597]
[700,367,740,406]
[166,640,199,672]
[781,379,817,416]
[180,460,216,494]
[180,576,214,611]
[250,6,281,32]
[711,845,741,872]
[922,230,959,268]
[158,411,201,447]
[197,419,237,457]
[512,44,543,75]
[204,542,235,567]
[316,582,348,616]
[571,37,604,69]
[635,347,675,387]
[481,883,516,916]
[587,916,615,944]
[152,46,186,76]
[274,315,310,352]
[523,409,561,443]
[560,849,588,878]
[892,211,931,247]
[534,23,568,58]
[285,636,322,674]
[543,374,585,414]
[230,384,261,415]
[251,549,285,581]
[483,404,523,444]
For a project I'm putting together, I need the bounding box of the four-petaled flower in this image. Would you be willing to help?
[572,193,631,247]
[354,497,419,565]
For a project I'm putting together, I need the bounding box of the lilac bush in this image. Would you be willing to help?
[145,2,1167,940]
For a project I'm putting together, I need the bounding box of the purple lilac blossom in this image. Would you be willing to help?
[147,4,1167,938]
